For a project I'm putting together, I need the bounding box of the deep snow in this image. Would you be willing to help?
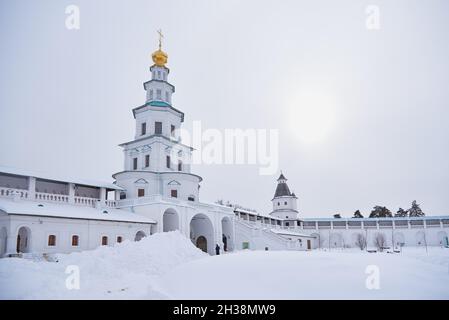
[0,231,207,299]
[1,232,448,299]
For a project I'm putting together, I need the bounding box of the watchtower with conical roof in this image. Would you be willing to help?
[270,173,299,221]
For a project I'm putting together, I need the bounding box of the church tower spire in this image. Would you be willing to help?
[145,29,174,107]
[113,32,202,202]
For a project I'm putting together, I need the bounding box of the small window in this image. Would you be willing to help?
[171,125,175,137]
[157,71,161,79]
[101,236,108,246]
[178,160,182,171]
[156,89,162,100]
[117,236,123,243]
[171,189,178,198]
[284,201,287,205]
[145,154,150,167]
[149,89,153,100]
[141,122,146,135]
[277,202,280,206]
[119,192,126,200]
[286,222,290,227]
[166,156,171,168]
[72,235,79,247]
[48,235,56,246]
[133,158,138,170]
[165,91,169,102]
[138,188,145,197]
[155,121,162,134]
[188,196,195,202]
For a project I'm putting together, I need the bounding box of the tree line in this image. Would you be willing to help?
[332,200,425,219]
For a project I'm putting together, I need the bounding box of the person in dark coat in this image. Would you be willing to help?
[215,244,220,255]
[222,234,228,252]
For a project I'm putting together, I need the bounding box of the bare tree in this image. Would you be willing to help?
[355,233,367,250]
[374,233,387,252]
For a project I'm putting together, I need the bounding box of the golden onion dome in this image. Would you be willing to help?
[151,49,168,67]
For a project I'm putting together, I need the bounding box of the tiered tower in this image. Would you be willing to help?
[113,32,202,202]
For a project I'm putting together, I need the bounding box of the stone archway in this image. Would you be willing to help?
[16,226,31,253]
[134,231,146,241]
[415,231,426,246]
[190,213,214,255]
[221,217,233,252]
[163,208,179,232]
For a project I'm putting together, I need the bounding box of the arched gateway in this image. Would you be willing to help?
[190,214,214,254]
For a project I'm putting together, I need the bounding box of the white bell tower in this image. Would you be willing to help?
[113,31,202,202]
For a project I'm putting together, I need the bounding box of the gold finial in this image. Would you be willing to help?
[152,29,168,67]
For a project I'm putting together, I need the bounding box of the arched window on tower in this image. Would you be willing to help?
[101,236,108,246]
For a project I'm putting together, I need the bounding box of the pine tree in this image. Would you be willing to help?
[353,210,363,218]
[408,200,425,217]
[395,207,408,217]
[369,206,393,218]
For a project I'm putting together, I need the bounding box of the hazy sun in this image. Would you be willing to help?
[286,89,337,144]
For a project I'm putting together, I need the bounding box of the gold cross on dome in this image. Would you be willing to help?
[157,29,164,50]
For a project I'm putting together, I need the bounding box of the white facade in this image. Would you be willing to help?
[1,44,448,259]
[0,45,235,258]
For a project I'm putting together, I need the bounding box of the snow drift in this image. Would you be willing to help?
[0,231,206,299]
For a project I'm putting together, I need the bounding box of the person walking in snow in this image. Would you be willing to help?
[215,244,220,255]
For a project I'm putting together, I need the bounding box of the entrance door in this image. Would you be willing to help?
[307,240,311,250]
[196,236,207,253]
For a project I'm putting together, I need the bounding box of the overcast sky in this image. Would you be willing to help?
[1,0,448,217]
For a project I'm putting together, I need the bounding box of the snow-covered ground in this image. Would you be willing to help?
[1,232,448,299]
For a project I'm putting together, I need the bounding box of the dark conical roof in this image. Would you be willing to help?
[277,173,287,181]
[274,182,291,197]
[274,173,292,197]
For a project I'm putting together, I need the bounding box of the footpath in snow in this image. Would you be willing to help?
[1,232,448,299]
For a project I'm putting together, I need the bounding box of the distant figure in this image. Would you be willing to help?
[222,234,228,252]
[215,244,220,255]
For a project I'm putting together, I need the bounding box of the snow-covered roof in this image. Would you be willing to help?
[0,165,123,190]
[0,198,155,224]
[271,229,315,238]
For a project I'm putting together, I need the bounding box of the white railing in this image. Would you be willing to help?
[35,192,69,203]
[74,196,96,207]
[104,200,117,208]
[0,187,117,209]
[0,187,28,199]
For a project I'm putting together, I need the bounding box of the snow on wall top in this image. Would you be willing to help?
[0,198,155,224]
